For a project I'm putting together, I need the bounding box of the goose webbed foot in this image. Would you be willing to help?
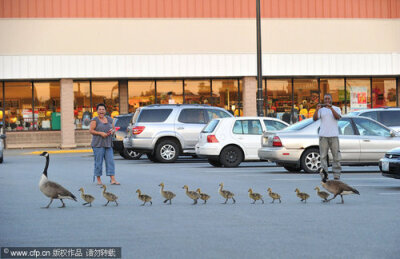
[104,201,109,206]
[58,199,66,208]
[232,198,236,204]
[42,199,53,208]
[141,203,145,206]
[82,202,89,206]
[163,199,168,203]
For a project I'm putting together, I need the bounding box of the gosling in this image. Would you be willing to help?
[248,188,264,204]
[218,183,236,204]
[196,188,210,204]
[314,186,330,202]
[101,185,118,206]
[78,187,95,207]
[295,188,310,203]
[320,169,360,204]
[183,185,200,205]
[267,188,281,203]
[159,182,176,205]
[136,189,152,206]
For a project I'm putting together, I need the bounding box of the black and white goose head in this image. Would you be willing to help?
[39,151,50,178]
[40,151,49,157]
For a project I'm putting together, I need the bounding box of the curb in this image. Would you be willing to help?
[27,149,93,155]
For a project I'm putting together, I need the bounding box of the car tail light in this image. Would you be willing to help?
[132,126,145,135]
[272,136,282,147]
[114,126,121,131]
[207,135,219,143]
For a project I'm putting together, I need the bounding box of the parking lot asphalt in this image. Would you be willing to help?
[1,151,399,259]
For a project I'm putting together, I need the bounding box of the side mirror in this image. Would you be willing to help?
[390,130,396,137]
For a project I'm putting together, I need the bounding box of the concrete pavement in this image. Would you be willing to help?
[0,152,399,258]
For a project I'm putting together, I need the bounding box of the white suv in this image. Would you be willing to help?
[123,104,233,163]
[196,117,288,167]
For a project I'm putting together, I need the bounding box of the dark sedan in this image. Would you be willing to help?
[112,114,142,160]
[379,147,400,179]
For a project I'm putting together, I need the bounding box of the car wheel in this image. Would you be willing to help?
[155,139,180,163]
[122,148,142,160]
[283,165,301,172]
[219,146,243,168]
[146,153,159,162]
[208,158,222,167]
[300,148,321,174]
[0,155,3,163]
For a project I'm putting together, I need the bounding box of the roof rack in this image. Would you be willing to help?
[146,104,211,107]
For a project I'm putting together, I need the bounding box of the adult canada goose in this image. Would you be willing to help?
[101,185,118,206]
[267,188,281,203]
[320,169,360,204]
[159,182,176,205]
[196,188,210,204]
[78,187,95,207]
[248,188,264,204]
[295,188,310,203]
[183,185,200,205]
[136,189,152,206]
[38,152,77,208]
[218,183,235,204]
[314,186,330,202]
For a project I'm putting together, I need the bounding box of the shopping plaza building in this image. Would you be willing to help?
[0,0,399,148]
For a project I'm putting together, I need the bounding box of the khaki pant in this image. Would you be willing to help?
[319,137,341,179]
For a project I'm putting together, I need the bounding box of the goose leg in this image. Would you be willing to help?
[58,199,66,208]
[82,202,89,206]
[42,199,53,208]
[163,199,168,203]
[204,200,207,204]
[169,199,172,205]
[223,198,228,204]
[141,202,145,206]
[115,200,118,206]
[252,200,256,204]
[150,201,152,206]
[279,199,281,203]
[193,199,197,205]
[261,199,264,204]
[104,201,109,206]
[340,195,344,204]
[327,194,338,202]
[232,197,236,204]
[271,199,274,204]
[89,203,92,207]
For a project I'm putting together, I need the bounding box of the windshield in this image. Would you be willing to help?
[346,111,360,116]
[282,118,315,131]
[202,119,220,133]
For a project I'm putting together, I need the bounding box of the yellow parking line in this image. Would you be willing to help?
[28,149,93,155]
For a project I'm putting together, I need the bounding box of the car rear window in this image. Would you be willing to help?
[282,118,314,131]
[137,109,173,123]
[205,109,232,121]
[380,111,400,127]
[202,119,220,133]
[114,116,132,131]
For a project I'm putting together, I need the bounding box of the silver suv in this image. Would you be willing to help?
[123,104,233,162]
[347,107,400,132]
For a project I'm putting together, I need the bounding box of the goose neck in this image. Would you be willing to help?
[43,156,49,177]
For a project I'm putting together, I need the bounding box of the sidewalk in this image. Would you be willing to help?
[4,147,93,156]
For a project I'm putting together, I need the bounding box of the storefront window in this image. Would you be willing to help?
[346,78,371,112]
[372,78,396,108]
[293,79,319,122]
[91,81,119,118]
[320,78,345,114]
[4,82,33,131]
[128,81,155,113]
[74,81,91,129]
[212,79,239,115]
[34,82,60,131]
[0,83,4,131]
[156,80,183,104]
[184,80,211,105]
[266,79,292,123]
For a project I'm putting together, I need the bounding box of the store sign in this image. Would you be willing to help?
[350,86,367,111]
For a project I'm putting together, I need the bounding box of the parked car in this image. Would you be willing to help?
[0,132,5,163]
[379,147,400,179]
[123,104,233,163]
[112,114,142,160]
[258,116,400,173]
[196,117,289,167]
[347,107,400,132]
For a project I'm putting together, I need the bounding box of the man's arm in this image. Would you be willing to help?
[329,106,341,120]
[313,104,321,121]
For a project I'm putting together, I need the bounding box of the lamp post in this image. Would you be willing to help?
[256,0,264,116]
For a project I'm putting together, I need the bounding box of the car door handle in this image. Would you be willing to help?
[362,139,370,142]
[177,127,184,130]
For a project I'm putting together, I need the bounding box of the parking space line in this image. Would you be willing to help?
[379,193,400,195]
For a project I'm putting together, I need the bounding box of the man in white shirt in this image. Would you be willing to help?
[313,93,342,180]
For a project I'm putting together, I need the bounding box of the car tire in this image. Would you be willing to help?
[146,153,158,162]
[0,155,3,164]
[300,148,321,174]
[219,146,243,168]
[283,165,302,172]
[208,158,222,167]
[155,139,180,163]
[122,148,142,160]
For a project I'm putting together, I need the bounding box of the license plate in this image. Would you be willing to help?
[382,161,389,172]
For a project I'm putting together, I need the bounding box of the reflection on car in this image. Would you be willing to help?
[258,116,400,173]
[196,117,289,167]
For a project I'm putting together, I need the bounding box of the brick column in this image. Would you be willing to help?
[119,80,128,114]
[60,79,76,149]
[242,76,257,116]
